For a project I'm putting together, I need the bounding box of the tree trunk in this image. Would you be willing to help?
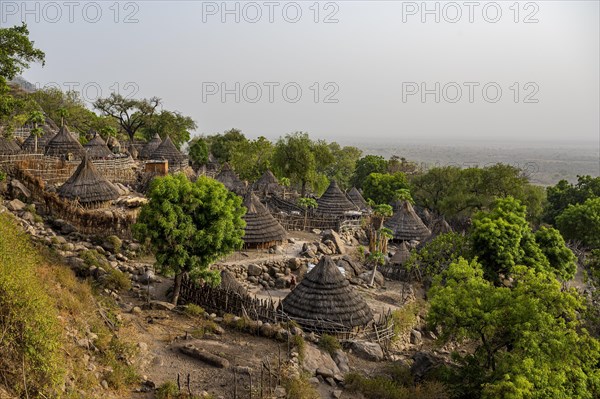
[34,136,38,153]
[172,272,183,305]
[301,180,307,197]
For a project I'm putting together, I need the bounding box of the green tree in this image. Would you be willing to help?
[428,259,600,399]
[0,23,45,80]
[272,132,317,197]
[534,226,577,280]
[94,93,161,142]
[298,197,318,230]
[323,143,362,190]
[544,176,600,225]
[206,128,248,163]
[140,110,197,148]
[25,110,44,152]
[362,172,410,205]
[188,137,209,167]
[350,155,388,189]
[133,174,246,305]
[556,197,600,249]
[229,136,274,181]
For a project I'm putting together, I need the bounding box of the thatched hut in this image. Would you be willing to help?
[390,241,411,266]
[0,136,21,155]
[206,153,220,172]
[242,191,287,249]
[21,124,56,153]
[346,187,370,211]
[252,169,283,197]
[219,270,250,299]
[216,163,246,194]
[84,134,113,159]
[385,200,431,242]
[316,180,359,217]
[44,125,85,159]
[281,256,373,330]
[139,133,162,159]
[127,143,138,159]
[150,136,187,170]
[58,154,120,208]
[418,218,453,249]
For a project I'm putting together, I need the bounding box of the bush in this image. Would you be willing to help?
[292,335,306,363]
[318,334,341,355]
[185,303,206,318]
[345,372,449,399]
[103,267,132,291]
[390,301,421,340]
[157,381,180,399]
[283,374,320,399]
[0,170,6,182]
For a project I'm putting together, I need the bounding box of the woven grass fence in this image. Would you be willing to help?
[179,275,394,344]
[3,163,136,239]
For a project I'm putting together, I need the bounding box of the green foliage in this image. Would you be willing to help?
[283,374,320,399]
[317,334,341,355]
[428,258,600,399]
[345,371,449,399]
[544,175,600,225]
[0,170,6,182]
[133,174,246,304]
[229,136,274,181]
[188,137,209,166]
[94,93,161,142]
[297,197,317,209]
[390,302,420,340]
[103,267,132,291]
[184,303,206,318]
[156,381,180,399]
[0,213,63,396]
[204,128,248,163]
[0,23,45,79]
[405,232,471,285]
[556,197,600,249]
[272,132,318,196]
[322,142,362,190]
[363,172,410,205]
[292,334,306,363]
[140,110,197,148]
[350,155,389,189]
[411,165,545,223]
[534,226,577,280]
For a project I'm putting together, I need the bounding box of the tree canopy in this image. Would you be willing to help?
[0,23,45,80]
[362,172,410,205]
[350,155,389,189]
[133,174,246,305]
[94,93,161,142]
[556,197,600,249]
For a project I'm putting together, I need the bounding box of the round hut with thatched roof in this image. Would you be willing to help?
[252,169,283,197]
[84,134,113,159]
[385,200,431,242]
[242,191,287,249]
[44,125,85,160]
[346,187,370,212]
[0,136,21,156]
[216,163,246,194]
[281,256,373,331]
[390,241,411,266]
[58,154,120,208]
[21,124,56,153]
[139,133,162,159]
[316,180,359,217]
[150,136,187,171]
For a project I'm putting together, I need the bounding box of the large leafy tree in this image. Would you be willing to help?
[272,132,317,197]
[362,172,409,205]
[140,110,197,149]
[428,259,600,399]
[205,128,248,163]
[350,155,388,189]
[229,136,274,181]
[322,142,362,190]
[0,23,45,80]
[94,93,160,142]
[556,197,600,249]
[534,226,577,280]
[544,176,600,225]
[133,174,246,305]
[188,137,209,167]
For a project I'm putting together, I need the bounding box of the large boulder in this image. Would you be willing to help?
[9,179,31,200]
[322,230,345,254]
[359,270,385,287]
[349,341,384,361]
[247,263,262,276]
[332,349,350,373]
[6,198,25,212]
[302,343,340,376]
[336,256,364,277]
[411,352,442,380]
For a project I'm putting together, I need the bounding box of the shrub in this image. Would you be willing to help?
[345,372,449,399]
[185,303,206,318]
[0,170,6,182]
[103,267,132,291]
[291,335,306,363]
[390,302,421,340]
[157,381,180,399]
[318,334,341,355]
[283,374,320,399]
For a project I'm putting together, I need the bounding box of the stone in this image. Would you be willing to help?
[10,179,31,200]
[349,341,384,361]
[274,387,286,398]
[359,270,385,287]
[332,389,342,398]
[336,256,363,277]
[143,300,176,311]
[138,342,148,352]
[287,238,296,244]
[410,329,423,345]
[316,367,335,379]
[7,198,25,212]
[302,343,340,376]
[275,276,288,289]
[411,352,441,380]
[247,263,262,276]
[317,242,333,255]
[332,349,350,373]
[322,230,345,254]
[287,257,302,271]
[101,380,109,389]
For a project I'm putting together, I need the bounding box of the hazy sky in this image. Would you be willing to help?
[2,1,599,144]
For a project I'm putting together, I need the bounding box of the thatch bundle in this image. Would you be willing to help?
[390,241,411,265]
[242,191,286,248]
[58,154,120,207]
[252,169,282,197]
[385,200,431,242]
[139,133,162,159]
[150,136,186,169]
[84,134,113,159]
[216,163,246,194]
[316,180,359,217]
[0,136,21,155]
[44,125,85,159]
[346,187,370,211]
[281,256,373,329]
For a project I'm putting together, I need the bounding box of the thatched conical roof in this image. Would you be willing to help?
[346,187,370,211]
[58,154,120,205]
[128,142,138,159]
[390,241,411,265]
[0,136,21,155]
[139,133,162,159]
[242,191,286,246]
[281,256,373,329]
[219,270,250,299]
[252,169,282,196]
[316,180,359,216]
[385,200,431,242]
[84,134,113,159]
[150,136,186,168]
[44,125,85,158]
[21,128,55,153]
[216,163,245,193]
[418,218,453,249]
